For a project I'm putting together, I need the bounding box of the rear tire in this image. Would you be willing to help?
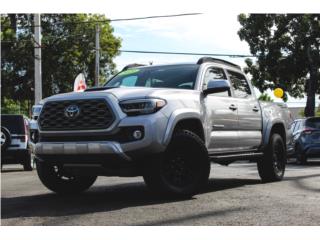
[36,159,97,194]
[258,133,286,182]
[296,144,307,165]
[143,130,210,197]
[23,152,33,171]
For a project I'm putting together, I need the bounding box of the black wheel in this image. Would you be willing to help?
[296,144,307,165]
[1,127,11,151]
[23,152,33,171]
[36,159,97,194]
[143,130,210,197]
[258,133,286,182]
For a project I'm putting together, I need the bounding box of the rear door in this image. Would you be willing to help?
[227,70,262,150]
[203,67,239,153]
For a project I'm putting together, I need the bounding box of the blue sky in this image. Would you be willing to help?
[106,12,319,108]
[111,13,251,70]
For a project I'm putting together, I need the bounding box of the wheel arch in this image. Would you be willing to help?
[162,109,205,145]
[263,120,286,148]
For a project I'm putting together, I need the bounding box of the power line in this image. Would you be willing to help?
[107,13,202,22]
[1,39,254,58]
[119,50,254,58]
[13,13,202,29]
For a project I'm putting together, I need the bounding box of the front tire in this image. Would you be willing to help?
[258,133,286,182]
[143,130,210,197]
[36,160,97,194]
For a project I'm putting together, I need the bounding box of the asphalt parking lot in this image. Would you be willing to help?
[1,159,320,226]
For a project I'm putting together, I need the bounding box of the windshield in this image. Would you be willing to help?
[306,117,320,129]
[105,64,199,90]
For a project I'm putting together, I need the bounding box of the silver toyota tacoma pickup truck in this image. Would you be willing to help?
[33,57,291,196]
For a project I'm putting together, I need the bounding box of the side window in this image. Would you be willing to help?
[121,76,138,87]
[227,70,251,98]
[290,122,296,132]
[293,121,301,132]
[203,67,229,97]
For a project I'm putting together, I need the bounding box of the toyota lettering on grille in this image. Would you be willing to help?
[64,105,80,119]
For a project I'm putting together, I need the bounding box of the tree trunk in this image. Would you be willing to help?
[304,44,317,117]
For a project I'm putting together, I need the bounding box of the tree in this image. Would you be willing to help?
[1,14,121,114]
[238,14,320,116]
[258,93,273,102]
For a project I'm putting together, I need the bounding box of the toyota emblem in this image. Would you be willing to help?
[64,105,80,119]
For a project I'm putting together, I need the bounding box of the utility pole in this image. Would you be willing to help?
[95,24,100,87]
[34,14,42,104]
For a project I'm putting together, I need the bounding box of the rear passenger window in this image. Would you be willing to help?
[227,70,251,98]
[293,121,301,132]
[203,67,230,97]
[290,122,296,132]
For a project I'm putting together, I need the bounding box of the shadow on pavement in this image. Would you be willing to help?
[138,207,246,226]
[1,169,29,173]
[284,173,320,193]
[1,177,261,221]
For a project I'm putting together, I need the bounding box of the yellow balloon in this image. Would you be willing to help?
[274,88,284,98]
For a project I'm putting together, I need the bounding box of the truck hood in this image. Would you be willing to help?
[42,87,199,103]
[102,87,198,101]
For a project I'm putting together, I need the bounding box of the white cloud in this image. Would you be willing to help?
[112,13,250,54]
[111,12,253,72]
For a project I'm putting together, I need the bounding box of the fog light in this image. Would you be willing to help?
[133,130,142,140]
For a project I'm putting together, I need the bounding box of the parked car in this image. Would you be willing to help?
[33,57,291,196]
[29,105,42,144]
[288,117,320,164]
[1,114,32,170]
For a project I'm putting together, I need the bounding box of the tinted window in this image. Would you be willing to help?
[203,67,229,97]
[227,70,251,98]
[290,122,296,132]
[306,117,320,129]
[1,115,25,134]
[293,120,302,132]
[105,65,199,90]
[120,76,138,87]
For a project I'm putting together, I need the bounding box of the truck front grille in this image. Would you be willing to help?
[39,99,114,131]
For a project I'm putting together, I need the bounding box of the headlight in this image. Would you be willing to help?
[119,98,166,116]
[32,104,43,120]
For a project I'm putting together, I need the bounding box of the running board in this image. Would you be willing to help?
[209,152,263,166]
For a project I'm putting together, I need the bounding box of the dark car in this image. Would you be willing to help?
[1,114,32,170]
[289,117,320,164]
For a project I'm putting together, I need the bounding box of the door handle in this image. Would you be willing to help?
[252,106,259,112]
[229,104,237,111]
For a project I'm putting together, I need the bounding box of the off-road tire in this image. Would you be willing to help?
[258,133,286,182]
[143,129,210,197]
[36,159,97,194]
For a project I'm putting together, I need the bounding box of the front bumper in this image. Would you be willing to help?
[35,110,169,163]
[35,141,131,161]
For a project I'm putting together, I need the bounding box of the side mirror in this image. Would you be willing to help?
[203,79,230,95]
